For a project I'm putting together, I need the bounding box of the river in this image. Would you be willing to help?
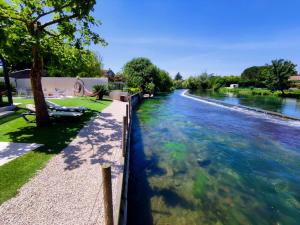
[127,90,300,225]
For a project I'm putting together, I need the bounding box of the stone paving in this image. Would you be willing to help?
[0,142,43,166]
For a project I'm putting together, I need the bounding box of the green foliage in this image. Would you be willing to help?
[128,87,141,94]
[0,0,106,72]
[173,80,184,89]
[241,65,272,87]
[183,73,227,91]
[46,46,103,77]
[145,82,155,95]
[0,67,3,76]
[174,72,183,81]
[220,87,300,98]
[123,57,173,94]
[123,57,157,92]
[92,84,109,100]
[1,0,107,126]
[266,59,297,94]
[157,70,173,92]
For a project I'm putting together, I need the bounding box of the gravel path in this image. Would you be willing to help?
[0,101,127,225]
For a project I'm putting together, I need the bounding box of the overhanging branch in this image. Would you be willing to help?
[40,13,78,29]
[32,2,74,23]
[0,14,27,23]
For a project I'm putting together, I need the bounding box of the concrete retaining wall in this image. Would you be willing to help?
[109,91,129,101]
[118,93,143,225]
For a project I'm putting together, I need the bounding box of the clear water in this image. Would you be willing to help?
[190,90,300,119]
[127,90,300,225]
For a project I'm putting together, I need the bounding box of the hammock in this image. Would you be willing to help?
[83,88,100,97]
[73,79,99,97]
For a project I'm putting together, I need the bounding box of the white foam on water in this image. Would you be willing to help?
[181,90,300,128]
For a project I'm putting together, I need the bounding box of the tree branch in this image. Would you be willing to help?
[43,29,60,38]
[40,13,78,29]
[32,2,74,23]
[0,14,27,23]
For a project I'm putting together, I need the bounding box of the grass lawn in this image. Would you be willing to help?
[0,97,111,204]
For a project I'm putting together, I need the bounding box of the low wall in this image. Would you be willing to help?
[12,77,108,96]
[130,93,143,108]
[118,93,143,225]
[109,91,129,101]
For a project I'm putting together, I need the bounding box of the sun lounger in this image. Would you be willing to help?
[22,104,83,122]
[46,100,87,112]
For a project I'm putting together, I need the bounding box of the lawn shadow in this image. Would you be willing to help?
[4,112,96,155]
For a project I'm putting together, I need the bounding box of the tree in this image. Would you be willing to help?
[266,59,297,94]
[0,0,106,126]
[183,73,214,90]
[92,84,108,100]
[145,82,155,95]
[46,45,103,77]
[241,65,271,87]
[123,57,159,93]
[157,69,173,92]
[174,72,182,81]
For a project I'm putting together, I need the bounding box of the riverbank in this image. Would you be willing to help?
[219,87,300,98]
[189,89,300,120]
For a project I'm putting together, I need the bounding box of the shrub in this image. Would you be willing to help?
[128,87,140,94]
[92,84,108,100]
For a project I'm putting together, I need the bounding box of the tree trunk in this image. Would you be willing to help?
[30,44,51,127]
[96,93,103,100]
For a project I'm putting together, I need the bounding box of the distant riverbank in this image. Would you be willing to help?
[189,89,300,119]
[219,87,300,98]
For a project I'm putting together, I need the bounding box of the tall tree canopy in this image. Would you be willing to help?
[45,45,103,77]
[123,57,173,94]
[241,65,271,87]
[0,0,106,126]
[157,69,173,92]
[266,59,297,94]
[123,57,158,93]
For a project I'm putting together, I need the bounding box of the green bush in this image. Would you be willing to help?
[92,84,108,100]
[128,87,140,94]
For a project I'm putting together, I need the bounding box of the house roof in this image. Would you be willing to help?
[10,69,31,79]
[102,69,115,77]
[289,76,300,81]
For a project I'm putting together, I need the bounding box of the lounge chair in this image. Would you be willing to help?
[54,88,66,97]
[21,104,83,122]
[46,100,87,113]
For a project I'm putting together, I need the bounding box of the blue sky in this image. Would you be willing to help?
[92,0,300,78]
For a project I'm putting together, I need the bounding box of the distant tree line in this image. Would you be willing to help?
[179,59,297,94]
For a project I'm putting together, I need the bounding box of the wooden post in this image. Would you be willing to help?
[102,165,114,225]
[126,104,129,125]
[122,116,126,157]
[128,97,131,119]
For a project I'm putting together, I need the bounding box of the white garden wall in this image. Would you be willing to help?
[12,77,108,96]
